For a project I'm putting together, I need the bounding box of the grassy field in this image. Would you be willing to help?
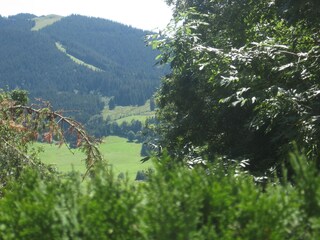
[32,15,63,31]
[35,136,152,180]
[103,100,155,124]
[114,114,153,124]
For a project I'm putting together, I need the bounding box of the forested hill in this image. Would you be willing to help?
[0,13,165,123]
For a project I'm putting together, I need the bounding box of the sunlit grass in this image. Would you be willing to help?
[102,100,155,123]
[34,136,152,180]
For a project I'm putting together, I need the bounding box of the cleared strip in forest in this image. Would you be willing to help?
[55,42,103,72]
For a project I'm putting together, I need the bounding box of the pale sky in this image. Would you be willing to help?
[0,0,173,31]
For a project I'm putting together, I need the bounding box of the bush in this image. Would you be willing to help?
[1,152,320,239]
[0,169,82,239]
[78,165,143,239]
[0,165,143,240]
[141,157,302,239]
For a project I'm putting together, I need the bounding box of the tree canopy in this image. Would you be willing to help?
[152,0,320,174]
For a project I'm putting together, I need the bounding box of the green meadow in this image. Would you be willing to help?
[103,100,155,123]
[35,100,156,181]
[35,136,152,180]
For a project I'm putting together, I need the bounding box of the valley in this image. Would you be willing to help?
[0,13,161,181]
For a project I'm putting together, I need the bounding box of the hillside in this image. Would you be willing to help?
[0,13,165,125]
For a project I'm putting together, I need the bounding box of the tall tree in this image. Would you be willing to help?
[153,0,320,174]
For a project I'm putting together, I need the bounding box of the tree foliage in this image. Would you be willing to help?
[151,0,320,174]
[0,90,103,193]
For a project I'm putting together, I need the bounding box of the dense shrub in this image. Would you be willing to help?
[1,152,320,239]
[77,166,143,239]
[142,156,302,239]
[0,170,82,239]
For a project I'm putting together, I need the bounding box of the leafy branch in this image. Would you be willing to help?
[0,95,103,180]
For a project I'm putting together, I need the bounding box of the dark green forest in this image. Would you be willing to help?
[2,0,320,239]
[0,13,165,125]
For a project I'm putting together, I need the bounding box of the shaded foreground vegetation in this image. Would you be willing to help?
[1,152,320,239]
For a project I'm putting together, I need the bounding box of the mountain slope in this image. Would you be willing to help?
[42,15,161,77]
[0,14,165,124]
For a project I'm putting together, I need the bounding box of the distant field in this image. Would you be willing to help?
[103,100,155,124]
[35,101,156,180]
[114,114,154,124]
[35,136,152,180]
[32,15,63,31]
